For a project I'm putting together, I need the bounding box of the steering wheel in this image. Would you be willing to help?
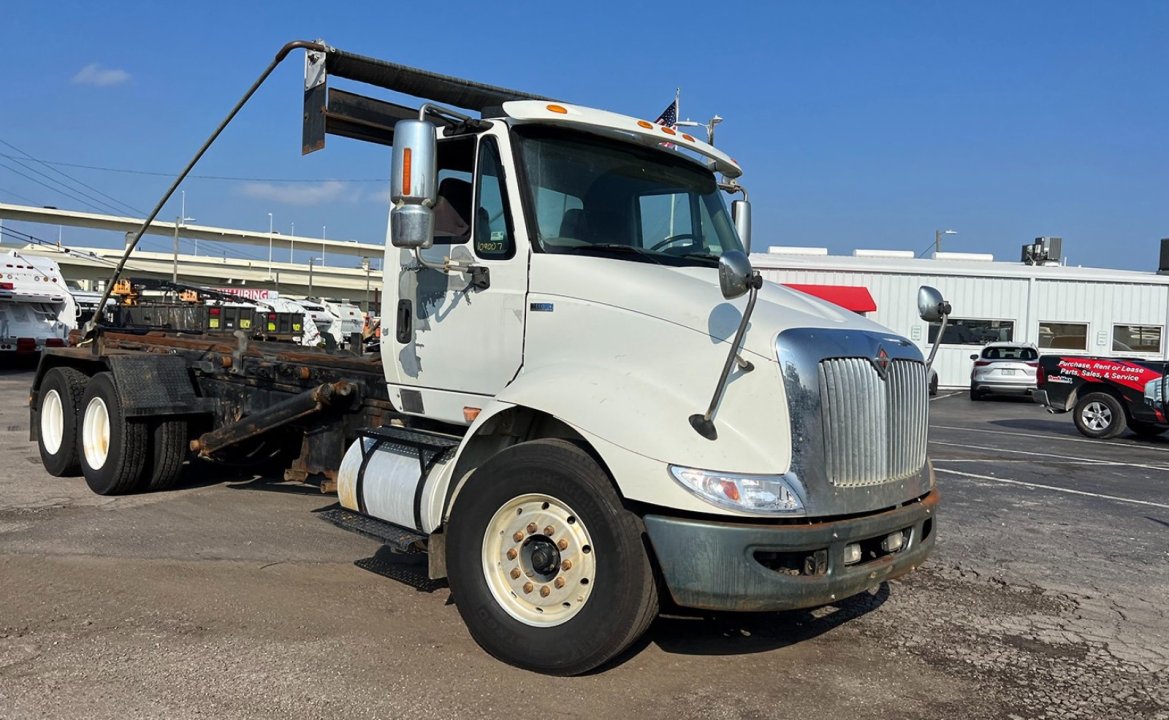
[650,233,697,252]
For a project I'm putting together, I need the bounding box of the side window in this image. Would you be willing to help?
[432,137,476,246]
[473,138,515,260]
[638,193,693,250]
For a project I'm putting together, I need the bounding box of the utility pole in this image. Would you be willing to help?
[290,221,295,263]
[322,225,327,265]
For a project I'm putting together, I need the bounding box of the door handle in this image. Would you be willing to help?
[396,299,412,344]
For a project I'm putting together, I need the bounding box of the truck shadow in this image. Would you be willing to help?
[610,583,891,668]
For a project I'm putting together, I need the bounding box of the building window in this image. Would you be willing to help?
[1039,322,1088,350]
[928,318,1015,345]
[1113,324,1162,353]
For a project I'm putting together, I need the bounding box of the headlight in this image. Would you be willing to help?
[669,465,805,515]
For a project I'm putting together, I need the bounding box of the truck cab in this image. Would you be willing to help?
[342,94,939,671]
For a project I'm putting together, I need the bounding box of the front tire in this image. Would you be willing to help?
[79,372,149,495]
[1073,392,1127,439]
[446,439,658,675]
[37,366,89,477]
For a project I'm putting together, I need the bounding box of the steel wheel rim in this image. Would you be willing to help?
[40,389,65,455]
[82,396,110,470]
[1082,401,1112,431]
[482,493,596,628]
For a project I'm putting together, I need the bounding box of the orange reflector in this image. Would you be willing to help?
[463,406,482,423]
[662,127,677,136]
[637,120,653,129]
[547,104,568,114]
[402,148,412,195]
[682,134,695,142]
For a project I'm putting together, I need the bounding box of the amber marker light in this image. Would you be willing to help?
[637,120,654,129]
[661,127,677,136]
[682,134,695,142]
[464,406,482,422]
[402,148,412,195]
[547,104,568,114]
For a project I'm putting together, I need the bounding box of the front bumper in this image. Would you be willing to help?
[644,488,938,612]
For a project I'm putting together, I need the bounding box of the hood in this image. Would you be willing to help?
[529,254,897,358]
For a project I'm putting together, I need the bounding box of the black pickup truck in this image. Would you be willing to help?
[1034,355,1167,439]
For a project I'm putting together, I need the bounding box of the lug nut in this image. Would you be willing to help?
[510,568,522,580]
[561,559,572,571]
[523,582,534,594]
[543,525,555,536]
[526,522,538,535]
[512,531,524,543]
[506,548,518,560]
[557,539,568,551]
[539,585,551,598]
[554,577,566,589]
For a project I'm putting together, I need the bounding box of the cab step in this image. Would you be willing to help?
[316,505,427,553]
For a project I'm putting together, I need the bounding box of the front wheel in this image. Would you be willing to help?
[446,439,658,675]
[1073,392,1127,439]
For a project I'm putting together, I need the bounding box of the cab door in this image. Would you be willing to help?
[383,126,528,423]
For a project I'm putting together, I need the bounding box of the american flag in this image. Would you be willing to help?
[654,99,677,128]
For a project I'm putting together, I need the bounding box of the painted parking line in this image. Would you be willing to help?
[929,440,1169,472]
[935,467,1169,511]
[932,424,1169,453]
[930,392,962,402]
[932,458,1111,465]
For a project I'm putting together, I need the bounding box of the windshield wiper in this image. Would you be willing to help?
[570,244,664,265]
[676,252,721,266]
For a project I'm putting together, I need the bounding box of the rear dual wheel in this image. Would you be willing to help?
[76,372,188,495]
[37,367,89,476]
[446,439,658,675]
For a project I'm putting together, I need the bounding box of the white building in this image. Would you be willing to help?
[752,247,1169,389]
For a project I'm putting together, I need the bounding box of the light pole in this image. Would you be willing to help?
[267,212,274,276]
[290,221,296,264]
[934,229,957,255]
[308,256,321,296]
[172,191,195,283]
[322,225,327,265]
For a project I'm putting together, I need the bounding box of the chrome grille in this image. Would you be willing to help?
[817,358,928,488]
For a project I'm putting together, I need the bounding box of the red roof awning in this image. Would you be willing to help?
[783,283,877,313]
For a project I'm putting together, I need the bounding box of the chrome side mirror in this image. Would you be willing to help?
[917,285,952,371]
[389,119,438,249]
[718,250,754,299]
[917,285,951,323]
[731,199,751,254]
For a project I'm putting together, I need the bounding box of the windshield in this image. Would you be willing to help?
[513,126,743,267]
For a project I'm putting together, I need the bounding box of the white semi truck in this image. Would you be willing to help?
[29,41,947,674]
[1,250,75,354]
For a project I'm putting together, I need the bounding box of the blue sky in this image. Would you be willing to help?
[1,1,1166,270]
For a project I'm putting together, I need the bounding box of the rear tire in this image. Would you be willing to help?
[446,439,658,675]
[929,372,939,397]
[969,385,983,401]
[143,419,188,491]
[79,372,149,495]
[1073,392,1127,440]
[37,366,89,477]
[1128,420,1167,439]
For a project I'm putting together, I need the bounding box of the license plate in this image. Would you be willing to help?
[1001,368,1017,375]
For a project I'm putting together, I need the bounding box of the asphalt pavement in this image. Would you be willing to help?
[1,367,1167,720]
